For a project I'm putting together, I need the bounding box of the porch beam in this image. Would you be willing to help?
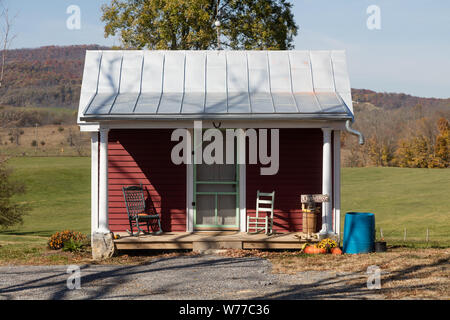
[320,128,333,235]
[97,127,110,234]
[80,120,348,131]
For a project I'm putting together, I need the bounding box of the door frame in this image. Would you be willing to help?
[193,128,240,231]
[186,128,247,232]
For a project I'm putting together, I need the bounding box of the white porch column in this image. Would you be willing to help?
[186,128,194,232]
[91,132,99,236]
[320,128,333,235]
[97,128,110,234]
[333,130,341,236]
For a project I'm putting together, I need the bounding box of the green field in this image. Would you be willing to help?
[0,157,90,246]
[0,158,449,247]
[342,167,450,245]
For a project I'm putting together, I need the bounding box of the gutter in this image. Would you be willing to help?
[345,119,365,145]
[80,113,353,122]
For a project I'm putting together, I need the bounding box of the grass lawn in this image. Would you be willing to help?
[0,157,90,242]
[0,158,449,259]
[341,167,450,245]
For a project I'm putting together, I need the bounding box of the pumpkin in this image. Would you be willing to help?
[304,245,326,254]
[331,247,343,255]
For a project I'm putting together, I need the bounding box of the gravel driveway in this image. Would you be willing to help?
[0,254,383,300]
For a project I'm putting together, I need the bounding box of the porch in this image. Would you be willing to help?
[113,231,319,251]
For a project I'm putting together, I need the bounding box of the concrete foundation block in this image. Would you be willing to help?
[92,232,115,260]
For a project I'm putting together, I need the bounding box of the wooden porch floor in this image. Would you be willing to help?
[113,232,319,251]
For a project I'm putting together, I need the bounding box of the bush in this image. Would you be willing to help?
[62,238,85,252]
[48,230,87,250]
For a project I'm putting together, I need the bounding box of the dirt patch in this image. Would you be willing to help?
[0,124,90,157]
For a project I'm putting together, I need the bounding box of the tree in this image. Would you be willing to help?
[0,158,29,228]
[67,128,87,156]
[395,139,414,168]
[101,0,298,50]
[9,128,24,145]
[432,118,449,168]
[0,1,17,88]
[394,117,449,168]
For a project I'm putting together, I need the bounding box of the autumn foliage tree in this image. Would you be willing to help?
[396,136,431,168]
[395,117,449,168]
[433,118,449,167]
[366,136,395,167]
[101,0,298,50]
[342,100,449,168]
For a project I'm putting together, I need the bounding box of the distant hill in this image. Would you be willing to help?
[1,45,449,112]
[0,45,108,109]
[352,88,450,111]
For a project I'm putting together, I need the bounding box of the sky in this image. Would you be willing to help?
[3,0,450,99]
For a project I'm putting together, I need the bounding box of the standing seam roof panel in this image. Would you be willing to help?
[182,52,206,114]
[310,51,335,93]
[109,52,143,114]
[158,52,185,114]
[248,52,274,113]
[134,52,165,114]
[226,51,251,113]
[205,52,227,114]
[78,51,102,119]
[85,51,123,115]
[269,51,297,113]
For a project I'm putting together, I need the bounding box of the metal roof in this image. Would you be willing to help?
[78,50,354,122]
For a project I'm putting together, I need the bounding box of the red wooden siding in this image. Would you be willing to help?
[108,129,186,232]
[246,129,323,233]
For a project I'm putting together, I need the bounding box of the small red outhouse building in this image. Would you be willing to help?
[77,50,363,253]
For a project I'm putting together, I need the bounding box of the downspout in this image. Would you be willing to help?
[345,119,365,145]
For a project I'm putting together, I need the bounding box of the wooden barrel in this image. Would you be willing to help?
[303,211,317,234]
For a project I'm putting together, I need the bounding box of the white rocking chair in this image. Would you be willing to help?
[247,191,275,235]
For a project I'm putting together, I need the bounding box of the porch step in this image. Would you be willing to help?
[192,240,243,252]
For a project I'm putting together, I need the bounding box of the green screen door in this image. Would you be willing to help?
[194,139,239,230]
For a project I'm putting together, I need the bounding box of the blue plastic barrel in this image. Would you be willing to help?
[343,212,375,254]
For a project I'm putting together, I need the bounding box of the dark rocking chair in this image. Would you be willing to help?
[122,184,163,236]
